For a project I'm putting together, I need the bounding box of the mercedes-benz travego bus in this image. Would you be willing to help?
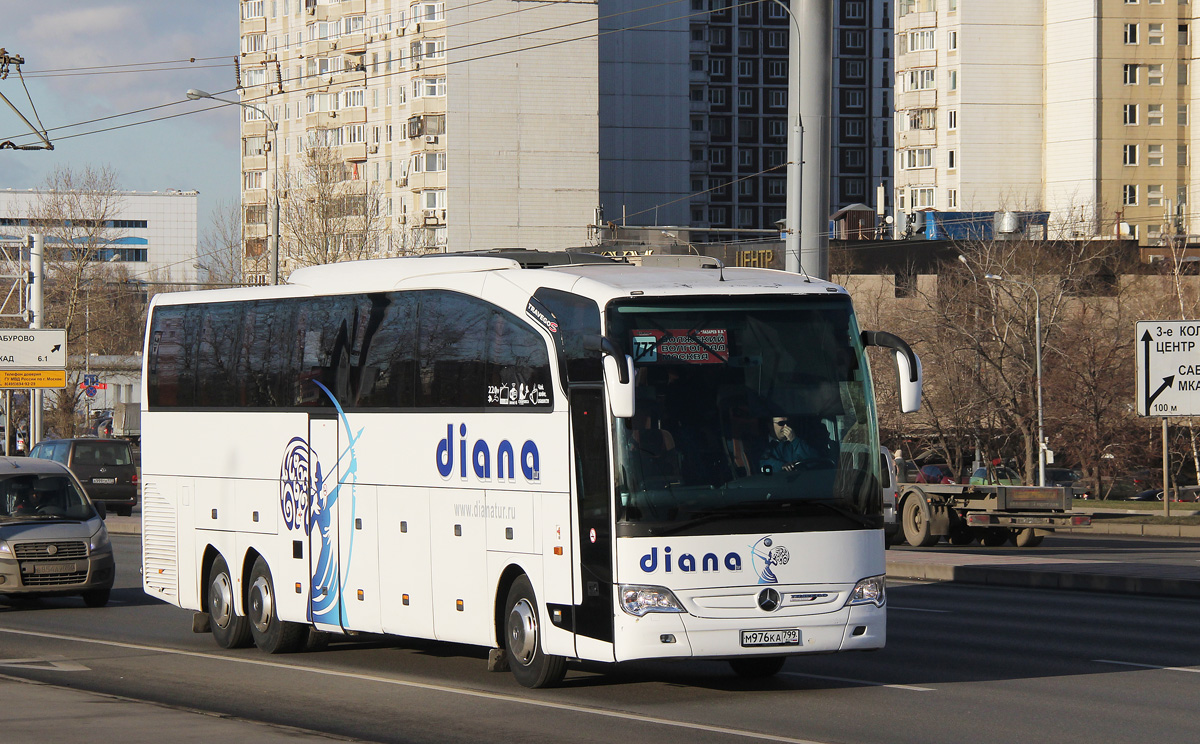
[140,251,921,688]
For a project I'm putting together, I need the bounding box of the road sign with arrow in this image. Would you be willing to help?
[1136,320,1200,416]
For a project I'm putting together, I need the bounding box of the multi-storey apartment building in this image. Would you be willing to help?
[599,0,893,240]
[237,0,598,281]
[895,0,1196,244]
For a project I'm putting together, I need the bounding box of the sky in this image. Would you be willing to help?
[1,2,241,229]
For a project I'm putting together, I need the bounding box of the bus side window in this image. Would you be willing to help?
[358,292,419,408]
[417,291,488,409]
[486,308,553,408]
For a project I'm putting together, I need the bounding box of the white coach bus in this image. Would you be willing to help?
[140,251,921,687]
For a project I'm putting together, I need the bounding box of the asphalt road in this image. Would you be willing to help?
[0,535,1197,744]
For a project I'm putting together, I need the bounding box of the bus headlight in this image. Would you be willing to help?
[620,584,686,617]
[846,575,886,607]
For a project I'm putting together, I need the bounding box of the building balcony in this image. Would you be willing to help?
[241,154,267,171]
[242,120,270,137]
[338,33,367,55]
[240,18,267,34]
[343,143,368,162]
[340,105,368,124]
[341,0,366,14]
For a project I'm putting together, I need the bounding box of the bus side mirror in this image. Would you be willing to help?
[584,334,636,419]
[861,330,922,414]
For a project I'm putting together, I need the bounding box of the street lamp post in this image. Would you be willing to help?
[186,88,279,285]
[986,273,1045,487]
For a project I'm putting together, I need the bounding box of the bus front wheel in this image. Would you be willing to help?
[208,555,252,649]
[247,557,307,654]
[504,575,566,688]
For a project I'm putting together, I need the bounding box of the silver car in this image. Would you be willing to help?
[0,457,115,607]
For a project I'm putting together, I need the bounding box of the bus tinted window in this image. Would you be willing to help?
[147,290,552,412]
[531,288,602,384]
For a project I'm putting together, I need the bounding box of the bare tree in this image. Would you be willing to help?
[199,198,249,286]
[29,165,130,437]
[279,147,389,271]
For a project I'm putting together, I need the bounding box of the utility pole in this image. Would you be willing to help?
[27,234,44,448]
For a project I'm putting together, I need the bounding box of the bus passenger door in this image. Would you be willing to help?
[570,388,615,659]
[308,415,344,631]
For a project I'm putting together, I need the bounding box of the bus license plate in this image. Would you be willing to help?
[92,478,117,484]
[741,629,800,647]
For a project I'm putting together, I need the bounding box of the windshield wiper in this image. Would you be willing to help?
[653,501,790,536]
[805,501,877,529]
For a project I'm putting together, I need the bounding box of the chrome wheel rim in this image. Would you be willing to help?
[210,572,234,629]
[507,598,538,666]
[249,575,273,633]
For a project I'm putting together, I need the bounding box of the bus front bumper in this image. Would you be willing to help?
[613,601,885,662]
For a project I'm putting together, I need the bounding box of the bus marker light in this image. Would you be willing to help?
[403,594,410,605]
[506,527,513,540]
[357,589,364,601]
[295,583,302,593]
[554,546,563,555]
[456,599,464,611]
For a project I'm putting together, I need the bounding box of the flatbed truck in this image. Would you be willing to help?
[895,482,1091,547]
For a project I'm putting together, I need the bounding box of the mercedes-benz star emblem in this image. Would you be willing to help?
[757,587,781,612]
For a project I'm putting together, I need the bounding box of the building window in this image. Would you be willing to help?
[1149,184,1164,206]
[243,170,265,190]
[948,30,958,50]
[709,207,727,224]
[947,109,958,130]
[905,68,936,91]
[738,60,753,78]
[709,88,726,106]
[242,33,265,53]
[948,69,958,90]
[1149,103,1164,125]
[1149,64,1164,85]
[770,90,787,108]
[769,30,787,49]
[710,148,726,166]
[909,187,935,208]
[769,60,787,78]
[1124,144,1140,165]
[767,179,787,197]
[843,89,865,110]
[947,149,957,169]
[1181,24,1191,45]
[738,89,753,108]
[738,149,753,167]
[1148,144,1162,165]
[1180,63,1190,85]
[243,0,265,19]
[1123,64,1139,85]
[902,148,934,169]
[710,58,726,76]
[947,188,958,208]
[1123,184,1139,206]
[1125,23,1139,44]
[1180,144,1190,166]
[1149,23,1165,45]
[243,136,266,157]
[902,29,934,53]
[769,119,786,139]
[1181,104,1190,125]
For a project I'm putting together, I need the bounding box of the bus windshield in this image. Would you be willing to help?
[608,295,881,537]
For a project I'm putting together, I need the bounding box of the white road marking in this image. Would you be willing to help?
[780,672,934,692]
[0,627,830,744]
[0,657,89,672]
[1094,659,1200,674]
[887,606,950,613]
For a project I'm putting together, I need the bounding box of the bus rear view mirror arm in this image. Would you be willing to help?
[861,330,923,414]
[584,334,635,418]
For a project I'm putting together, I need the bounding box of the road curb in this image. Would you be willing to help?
[886,559,1200,599]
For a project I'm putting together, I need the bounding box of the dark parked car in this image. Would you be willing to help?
[0,457,115,606]
[28,438,138,516]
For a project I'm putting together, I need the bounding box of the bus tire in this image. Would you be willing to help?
[1011,528,1044,548]
[247,557,307,654]
[504,575,566,689]
[901,495,938,547]
[208,555,252,649]
[729,656,786,679]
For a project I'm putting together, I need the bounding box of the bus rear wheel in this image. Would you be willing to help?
[247,557,307,654]
[504,575,566,688]
[729,656,786,679]
[208,555,252,649]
